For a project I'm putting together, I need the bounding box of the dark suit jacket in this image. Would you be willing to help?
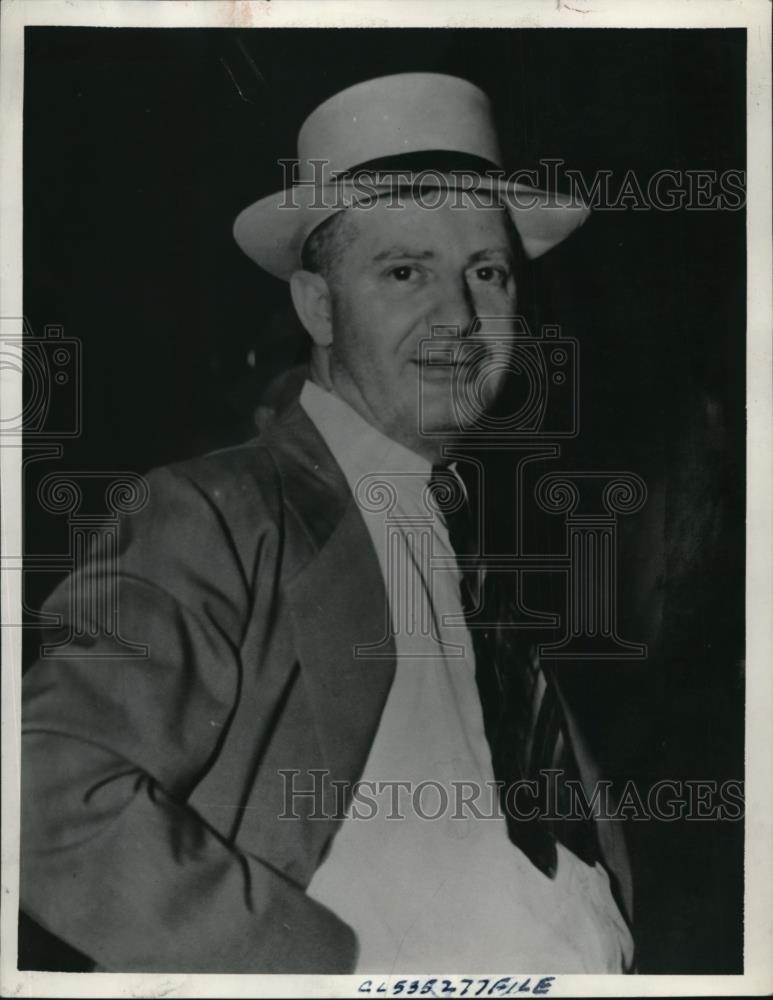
[21,401,632,973]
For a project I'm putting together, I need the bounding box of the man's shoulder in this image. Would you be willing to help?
[144,401,341,530]
[163,436,281,507]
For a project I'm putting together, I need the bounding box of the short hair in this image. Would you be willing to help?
[300,211,356,285]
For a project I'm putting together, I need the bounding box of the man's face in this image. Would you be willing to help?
[322,199,520,457]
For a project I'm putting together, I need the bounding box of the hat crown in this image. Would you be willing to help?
[296,72,503,180]
[233,72,591,280]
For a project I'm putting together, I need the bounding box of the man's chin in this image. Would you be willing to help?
[415,398,483,440]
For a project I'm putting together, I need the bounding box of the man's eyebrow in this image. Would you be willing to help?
[467,247,513,264]
[371,248,435,263]
[370,246,514,264]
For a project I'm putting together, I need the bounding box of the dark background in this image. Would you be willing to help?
[21,27,745,974]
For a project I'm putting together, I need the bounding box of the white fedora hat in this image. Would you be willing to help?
[233,72,589,280]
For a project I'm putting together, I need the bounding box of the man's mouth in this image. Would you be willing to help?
[413,352,479,374]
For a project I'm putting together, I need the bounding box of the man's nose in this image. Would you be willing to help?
[429,274,476,338]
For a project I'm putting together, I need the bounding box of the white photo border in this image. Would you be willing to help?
[1,1,770,996]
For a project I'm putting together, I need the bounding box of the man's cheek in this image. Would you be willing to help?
[473,285,516,316]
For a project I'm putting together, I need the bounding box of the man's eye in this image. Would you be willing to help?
[389,266,418,282]
[473,265,508,284]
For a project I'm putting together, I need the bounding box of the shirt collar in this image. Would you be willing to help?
[299,380,432,497]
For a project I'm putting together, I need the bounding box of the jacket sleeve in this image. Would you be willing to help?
[21,465,357,973]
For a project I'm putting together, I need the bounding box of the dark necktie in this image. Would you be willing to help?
[429,463,598,878]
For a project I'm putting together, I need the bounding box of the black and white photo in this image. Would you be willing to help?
[1,2,770,996]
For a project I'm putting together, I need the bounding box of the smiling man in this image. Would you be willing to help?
[289,198,519,456]
[21,73,633,974]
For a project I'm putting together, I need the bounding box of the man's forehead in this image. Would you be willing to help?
[346,199,514,252]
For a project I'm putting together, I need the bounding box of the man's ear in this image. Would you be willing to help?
[289,269,333,347]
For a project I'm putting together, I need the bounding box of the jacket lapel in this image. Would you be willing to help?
[266,402,397,786]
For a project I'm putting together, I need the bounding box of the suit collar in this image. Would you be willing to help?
[261,399,351,553]
[261,400,397,785]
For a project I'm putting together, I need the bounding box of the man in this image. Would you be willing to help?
[21,73,633,973]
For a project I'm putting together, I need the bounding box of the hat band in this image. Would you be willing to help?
[333,149,501,180]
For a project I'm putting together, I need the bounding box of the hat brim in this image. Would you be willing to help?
[233,177,590,281]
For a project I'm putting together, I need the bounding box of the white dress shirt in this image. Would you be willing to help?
[300,380,634,973]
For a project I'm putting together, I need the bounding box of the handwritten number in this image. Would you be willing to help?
[352,977,557,998]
